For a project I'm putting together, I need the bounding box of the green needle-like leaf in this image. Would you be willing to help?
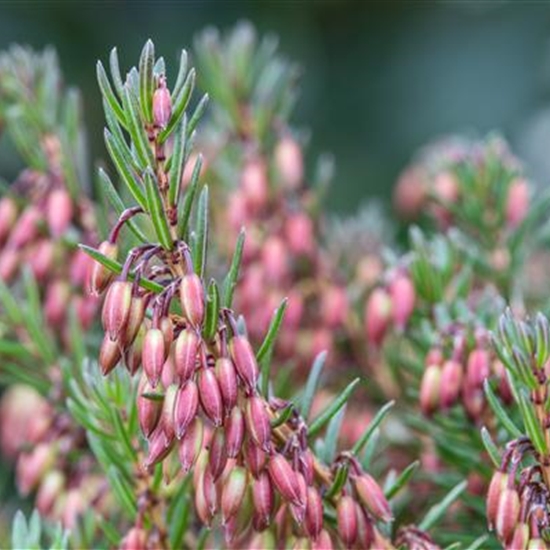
[384,461,419,500]
[96,61,126,128]
[144,168,173,250]
[222,228,245,309]
[352,400,395,456]
[419,480,468,531]
[192,185,209,277]
[139,39,154,123]
[204,279,220,342]
[300,351,327,420]
[168,114,187,207]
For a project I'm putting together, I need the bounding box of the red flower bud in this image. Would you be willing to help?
[138,376,163,438]
[88,241,117,296]
[305,486,324,539]
[120,294,146,347]
[364,288,392,347]
[337,495,358,548]
[47,188,73,237]
[225,406,245,458]
[508,522,529,550]
[198,367,224,427]
[289,472,307,524]
[420,363,441,416]
[356,505,375,549]
[142,328,166,388]
[312,529,334,550]
[353,472,393,522]
[174,329,199,383]
[161,383,178,442]
[99,333,121,375]
[160,315,174,350]
[466,348,490,389]
[153,79,172,129]
[144,424,174,469]
[245,396,271,453]
[320,285,348,329]
[245,439,267,478]
[229,335,259,393]
[440,359,463,408]
[221,466,248,524]
[216,356,238,412]
[178,417,203,472]
[268,453,303,506]
[495,487,520,543]
[487,471,508,530]
[180,273,205,327]
[102,280,132,340]
[251,470,274,529]
[174,380,199,439]
[9,206,41,248]
[389,274,415,331]
[285,213,315,257]
[124,326,144,375]
[209,427,228,481]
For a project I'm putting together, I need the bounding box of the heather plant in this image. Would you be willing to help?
[1,23,549,550]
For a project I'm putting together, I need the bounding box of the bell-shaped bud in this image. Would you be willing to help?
[275,136,303,190]
[364,288,392,347]
[245,396,271,452]
[180,273,205,327]
[245,439,267,478]
[289,472,307,524]
[262,236,289,284]
[305,486,324,539]
[268,453,303,506]
[142,328,166,388]
[241,157,269,213]
[216,356,238,412]
[194,461,215,526]
[120,294,146,347]
[174,329,200,383]
[312,529,334,550]
[137,377,163,438]
[178,417,203,472]
[495,487,520,543]
[337,495,358,548]
[0,247,20,282]
[144,424,174,470]
[420,363,441,416]
[353,472,393,522]
[506,178,529,229]
[221,466,248,524]
[36,470,65,515]
[285,213,315,257]
[0,197,17,244]
[99,333,121,376]
[320,285,348,329]
[9,206,41,248]
[389,274,415,331]
[160,316,174,350]
[124,326,145,376]
[16,442,56,495]
[508,522,529,550]
[153,78,172,129]
[440,359,463,408]
[29,239,54,281]
[355,505,374,549]
[120,527,147,550]
[487,471,508,530]
[252,470,274,528]
[44,280,70,328]
[225,407,245,458]
[300,448,315,486]
[47,188,73,237]
[198,367,224,426]
[88,241,117,296]
[229,334,259,393]
[209,427,228,481]
[102,280,132,340]
[161,384,178,441]
[174,380,199,439]
[466,348,490,389]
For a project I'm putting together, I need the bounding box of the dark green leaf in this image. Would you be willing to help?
[222,228,245,309]
[203,279,220,342]
[352,400,395,456]
[139,40,154,123]
[384,461,419,500]
[193,185,209,277]
[144,168,173,250]
[419,481,467,531]
[300,351,327,420]
[168,115,187,207]
[96,61,126,128]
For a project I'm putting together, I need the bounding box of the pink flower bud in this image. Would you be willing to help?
[88,241,117,296]
[102,280,132,340]
[174,380,199,439]
[439,358,463,409]
[275,137,303,190]
[420,363,441,416]
[174,328,199,383]
[209,427,228,481]
[466,348,490,389]
[463,384,485,421]
[0,197,18,243]
[144,424,174,469]
[252,470,274,528]
[312,529,334,550]
[268,453,303,506]
[120,527,147,550]
[241,158,269,213]
[160,315,174,350]
[99,333,121,375]
[289,472,307,524]
[29,239,54,281]
[393,167,426,220]
[299,448,315,486]
[142,328,166,388]
[16,442,55,495]
[508,522,529,550]
[60,489,85,529]
[495,487,520,543]
[487,471,508,530]
[364,288,392,347]
[355,505,375,548]
[161,349,175,389]
[120,294,146,347]
[245,396,271,453]
[337,495,358,548]
[389,274,415,331]
[216,357,238,412]
[431,171,459,228]
[198,367,224,426]
[305,486,324,539]
[36,470,65,515]
[225,407,245,458]
[178,417,203,472]
[262,236,289,284]
[47,188,73,237]
[506,178,529,229]
[285,213,315,257]
[124,326,144,375]
[321,285,349,329]
[138,377,163,438]
[153,78,172,129]
[161,383,178,442]
[353,473,393,522]
[9,206,41,248]
[180,273,205,327]
[44,280,70,327]
[229,335,259,393]
[194,462,215,526]
[221,466,248,524]
[245,439,267,478]
[0,247,20,282]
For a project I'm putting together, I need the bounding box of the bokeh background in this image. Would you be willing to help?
[1,0,550,212]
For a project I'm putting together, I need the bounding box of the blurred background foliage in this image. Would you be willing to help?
[1,0,550,211]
